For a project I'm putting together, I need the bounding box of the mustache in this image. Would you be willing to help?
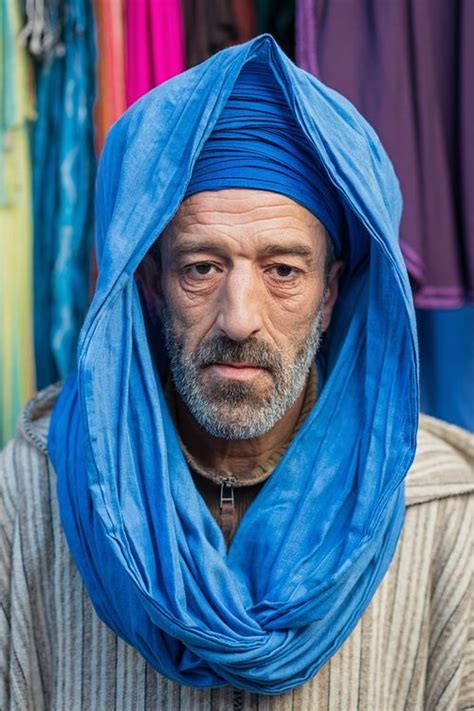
[193,335,284,372]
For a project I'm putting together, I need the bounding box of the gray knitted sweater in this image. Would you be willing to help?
[1,385,473,710]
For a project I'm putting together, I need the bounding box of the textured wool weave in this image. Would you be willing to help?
[48,35,418,693]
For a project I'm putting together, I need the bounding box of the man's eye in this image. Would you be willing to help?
[268,264,299,279]
[185,263,218,278]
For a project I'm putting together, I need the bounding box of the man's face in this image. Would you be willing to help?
[146,189,341,439]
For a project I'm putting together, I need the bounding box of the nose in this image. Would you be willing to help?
[215,267,263,342]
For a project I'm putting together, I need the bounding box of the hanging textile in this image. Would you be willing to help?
[126,0,185,106]
[18,0,62,57]
[181,0,237,67]
[0,0,35,446]
[297,0,473,307]
[295,0,318,77]
[93,0,126,153]
[31,0,96,390]
[417,306,474,432]
[255,0,295,61]
[231,0,256,44]
[296,0,474,431]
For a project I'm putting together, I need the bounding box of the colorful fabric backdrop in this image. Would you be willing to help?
[32,0,96,390]
[0,0,472,445]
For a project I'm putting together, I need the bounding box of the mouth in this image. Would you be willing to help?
[204,362,269,381]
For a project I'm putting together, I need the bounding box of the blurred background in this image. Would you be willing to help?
[1,0,473,447]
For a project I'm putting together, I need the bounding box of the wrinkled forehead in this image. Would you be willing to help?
[160,189,330,263]
[175,189,325,229]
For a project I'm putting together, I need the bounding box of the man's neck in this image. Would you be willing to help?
[174,380,309,479]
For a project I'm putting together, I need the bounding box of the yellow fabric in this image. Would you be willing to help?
[0,0,35,445]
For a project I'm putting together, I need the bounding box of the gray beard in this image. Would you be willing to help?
[161,295,327,440]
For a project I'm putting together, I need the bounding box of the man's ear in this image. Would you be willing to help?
[136,253,162,299]
[135,251,164,324]
[321,260,344,332]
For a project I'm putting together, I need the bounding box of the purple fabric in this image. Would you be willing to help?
[297,0,474,308]
[296,0,319,77]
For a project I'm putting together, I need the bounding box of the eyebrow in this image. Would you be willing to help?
[260,244,313,259]
[173,242,228,257]
[172,242,314,261]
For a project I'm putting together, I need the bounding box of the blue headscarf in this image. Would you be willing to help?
[48,36,418,694]
[184,60,345,255]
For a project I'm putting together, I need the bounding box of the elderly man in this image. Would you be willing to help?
[1,36,473,709]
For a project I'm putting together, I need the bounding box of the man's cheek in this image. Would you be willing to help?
[265,315,313,354]
[169,313,212,357]
[171,297,218,336]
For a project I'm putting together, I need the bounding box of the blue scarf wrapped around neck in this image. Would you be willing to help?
[48,35,418,694]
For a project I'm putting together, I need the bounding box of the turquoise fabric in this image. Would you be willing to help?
[32,0,96,389]
[48,36,418,694]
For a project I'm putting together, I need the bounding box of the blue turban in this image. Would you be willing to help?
[49,36,418,695]
[185,60,345,256]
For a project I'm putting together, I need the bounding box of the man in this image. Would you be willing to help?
[1,35,473,709]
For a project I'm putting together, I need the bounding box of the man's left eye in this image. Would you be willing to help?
[268,264,299,279]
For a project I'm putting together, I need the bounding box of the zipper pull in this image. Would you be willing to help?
[220,477,235,508]
[220,477,236,547]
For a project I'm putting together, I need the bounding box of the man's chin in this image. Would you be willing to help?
[186,387,278,439]
[200,379,273,408]
[196,408,276,440]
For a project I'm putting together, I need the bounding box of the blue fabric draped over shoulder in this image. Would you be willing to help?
[48,35,418,694]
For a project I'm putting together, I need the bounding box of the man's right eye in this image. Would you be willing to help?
[184,262,219,278]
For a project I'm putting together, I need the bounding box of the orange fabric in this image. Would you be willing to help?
[93,0,127,154]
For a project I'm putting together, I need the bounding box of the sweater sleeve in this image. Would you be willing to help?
[457,585,474,710]
[424,492,474,710]
[0,436,51,711]
[0,439,18,709]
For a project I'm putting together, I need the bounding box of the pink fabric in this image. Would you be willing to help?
[126,0,185,107]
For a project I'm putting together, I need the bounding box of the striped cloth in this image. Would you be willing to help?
[1,384,473,710]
